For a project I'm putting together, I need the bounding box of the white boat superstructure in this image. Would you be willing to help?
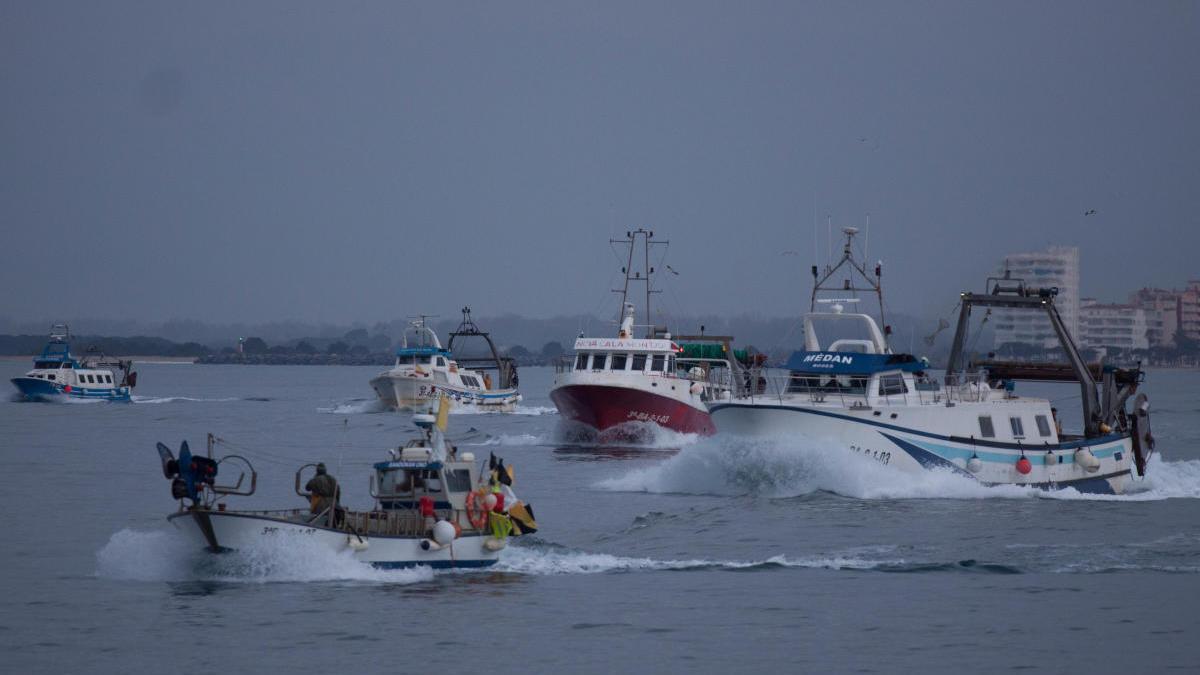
[370,310,521,412]
[160,397,537,569]
[549,229,748,435]
[709,228,1155,495]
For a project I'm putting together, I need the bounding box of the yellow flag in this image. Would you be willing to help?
[435,394,450,432]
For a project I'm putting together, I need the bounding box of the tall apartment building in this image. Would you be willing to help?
[993,246,1080,350]
[1079,298,1149,353]
[1128,287,1180,347]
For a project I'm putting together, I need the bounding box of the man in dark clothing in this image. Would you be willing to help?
[305,463,339,515]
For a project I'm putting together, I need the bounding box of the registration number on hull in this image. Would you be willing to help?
[627,410,670,424]
[850,444,891,465]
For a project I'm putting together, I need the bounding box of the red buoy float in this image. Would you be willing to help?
[1015,456,1032,474]
[63,384,72,393]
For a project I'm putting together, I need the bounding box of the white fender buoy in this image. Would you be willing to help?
[1074,448,1101,473]
[1044,451,1056,468]
[483,493,498,511]
[433,519,457,546]
[419,539,442,551]
[689,382,704,395]
[347,535,370,552]
[966,455,983,473]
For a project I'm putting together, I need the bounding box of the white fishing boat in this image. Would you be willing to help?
[708,227,1155,495]
[159,397,537,568]
[550,229,751,436]
[10,324,137,402]
[369,308,521,412]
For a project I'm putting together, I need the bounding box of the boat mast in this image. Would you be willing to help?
[610,228,666,338]
[810,225,889,347]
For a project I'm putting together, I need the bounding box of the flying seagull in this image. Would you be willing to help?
[665,264,680,275]
[1084,209,1098,216]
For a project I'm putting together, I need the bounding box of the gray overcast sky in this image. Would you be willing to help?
[2,1,1197,326]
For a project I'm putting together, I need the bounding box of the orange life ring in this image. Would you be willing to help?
[465,489,489,529]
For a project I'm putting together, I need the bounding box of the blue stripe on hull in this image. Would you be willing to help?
[882,432,1125,495]
[10,377,130,402]
[371,559,499,570]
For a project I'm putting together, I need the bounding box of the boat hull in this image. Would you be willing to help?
[10,377,131,402]
[550,383,715,435]
[370,373,520,412]
[167,510,502,569]
[709,401,1137,494]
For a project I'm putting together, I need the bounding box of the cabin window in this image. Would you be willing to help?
[85,374,95,384]
[1009,416,1025,438]
[105,375,112,383]
[878,375,907,396]
[575,353,589,370]
[1035,415,1052,437]
[444,469,472,493]
[650,354,665,372]
[592,353,608,370]
[611,353,628,371]
[436,357,446,367]
[35,361,56,369]
[978,416,995,438]
[631,353,647,371]
[47,374,55,380]
[668,355,676,372]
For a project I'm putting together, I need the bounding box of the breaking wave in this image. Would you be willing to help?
[595,435,1200,501]
[554,419,701,450]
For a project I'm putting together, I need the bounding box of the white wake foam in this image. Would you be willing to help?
[317,399,387,415]
[478,433,545,447]
[96,528,432,584]
[133,395,240,404]
[490,544,893,575]
[595,435,1200,501]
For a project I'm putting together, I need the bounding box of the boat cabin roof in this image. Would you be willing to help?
[573,337,679,353]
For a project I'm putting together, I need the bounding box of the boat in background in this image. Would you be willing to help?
[550,229,753,436]
[370,309,521,412]
[10,324,137,402]
[160,396,537,568]
[708,227,1155,495]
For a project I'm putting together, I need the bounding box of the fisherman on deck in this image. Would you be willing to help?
[305,463,339,515]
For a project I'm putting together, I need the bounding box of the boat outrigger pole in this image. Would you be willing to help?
[944,280,1118,438]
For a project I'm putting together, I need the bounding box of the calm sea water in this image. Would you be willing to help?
[2,362,1198,673]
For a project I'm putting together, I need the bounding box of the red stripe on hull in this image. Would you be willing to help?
[549,384,715,435]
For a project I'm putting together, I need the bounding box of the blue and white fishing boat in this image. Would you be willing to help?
[10,324,137,402]
[708,228,1155,495]
[370,309,521,412]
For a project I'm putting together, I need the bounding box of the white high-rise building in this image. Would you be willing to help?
[993,246,1080,350]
